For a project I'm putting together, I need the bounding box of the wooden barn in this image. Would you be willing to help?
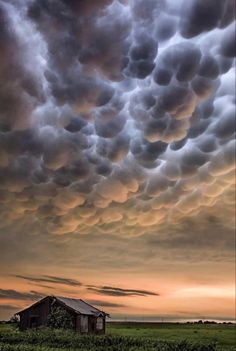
[16,296,108,334]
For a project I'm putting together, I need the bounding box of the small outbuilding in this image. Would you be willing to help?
[16,295,108,334]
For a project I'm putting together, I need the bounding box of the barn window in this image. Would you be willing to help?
[96,317,103,330]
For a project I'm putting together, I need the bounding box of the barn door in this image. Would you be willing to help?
[80,315,88,333]
[90,317,96,333]
[29,316,39,328]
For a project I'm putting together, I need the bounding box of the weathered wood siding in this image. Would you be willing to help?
[75,315,106,334]
[19,297,50,331]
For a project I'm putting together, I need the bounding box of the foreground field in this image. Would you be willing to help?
[108,322,236,349]
[0,322,235,351]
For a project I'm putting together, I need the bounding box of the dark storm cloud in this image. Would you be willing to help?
[198,55,220,80]
[0,289,43,301]
[180,0,235,38]
[154,42,202,83]
[0,0,234,256]
[0,1,46,131]
[87,286,159,297]
[221,22,236,58]
[14,275,82,287]
[146,222,235,252]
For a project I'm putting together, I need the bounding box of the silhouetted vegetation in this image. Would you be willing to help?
[46,307,74,330]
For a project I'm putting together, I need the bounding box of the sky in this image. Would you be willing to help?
[0,0,235,322]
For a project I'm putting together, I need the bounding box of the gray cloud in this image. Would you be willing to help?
[14,275,82,287]
[146,220,235,252]
[0,0,234,238]
[87,286,159,297]
[87,300,126,308]
[180,0,235,38]
[0,289,43,301]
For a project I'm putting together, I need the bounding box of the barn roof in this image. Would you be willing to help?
[55,296,106,316]
[16,295,108,317]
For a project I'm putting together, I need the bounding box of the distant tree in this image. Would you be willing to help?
[46,306,74,330]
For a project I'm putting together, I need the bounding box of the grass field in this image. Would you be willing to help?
[0,322,235,351]
[108,322,236,349]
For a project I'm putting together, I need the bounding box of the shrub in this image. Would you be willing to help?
[46,307,74,330]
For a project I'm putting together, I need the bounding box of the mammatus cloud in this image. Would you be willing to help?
[0,0,235,239]
[14,275,82,287]
[0,0,235,237]
[87,286,159,297]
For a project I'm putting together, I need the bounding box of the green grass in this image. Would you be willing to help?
[0,322,235,351]
[107,322,236,349]
[0,324,16,332]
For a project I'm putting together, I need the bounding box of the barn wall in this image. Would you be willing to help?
[19,297,51,331]
[75,315,105,334]
[75,315,81,332]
